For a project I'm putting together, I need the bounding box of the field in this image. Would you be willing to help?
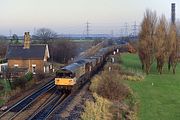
[121,53,180,120]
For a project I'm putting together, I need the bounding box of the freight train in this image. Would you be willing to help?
[55,45,120,92]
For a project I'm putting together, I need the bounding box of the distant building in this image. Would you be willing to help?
[6,32,52,76]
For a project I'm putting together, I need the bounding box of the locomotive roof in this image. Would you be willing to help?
[76,59,93,64]
[75,59,88,64]
[86,56,99,62]
[84,58,97,64]
[62,62,84,73]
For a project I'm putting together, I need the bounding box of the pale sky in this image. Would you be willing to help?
[0,0,179,35]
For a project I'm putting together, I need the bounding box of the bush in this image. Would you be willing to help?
[81,93,113,120]
[86,62,138,120]
[12,77,26,89]
[96,71,130,101]
[89,75,101,93]
[122,74,144,81]
[24,72,33,81]
[12,72,33,89]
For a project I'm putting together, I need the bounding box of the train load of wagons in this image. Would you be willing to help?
[55,45,121,92]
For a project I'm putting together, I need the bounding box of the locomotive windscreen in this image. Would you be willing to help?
[56,70,75,78]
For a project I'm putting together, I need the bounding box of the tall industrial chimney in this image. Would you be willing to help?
[171,3,175,24]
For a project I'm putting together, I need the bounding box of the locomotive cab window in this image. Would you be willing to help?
[56,70,75,78]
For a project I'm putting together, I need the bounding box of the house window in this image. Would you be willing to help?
[14,64,19,67]
[50,64,53,69]
[32,64,36,74]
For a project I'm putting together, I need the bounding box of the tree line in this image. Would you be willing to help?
[138,9,180,75]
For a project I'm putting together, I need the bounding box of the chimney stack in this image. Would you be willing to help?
[171,3,176,24]
[24,32,31,49]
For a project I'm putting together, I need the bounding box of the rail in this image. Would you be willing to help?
[0,80,55,119]
[28,92,69,120]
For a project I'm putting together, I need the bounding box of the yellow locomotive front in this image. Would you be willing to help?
[55,69,76,90]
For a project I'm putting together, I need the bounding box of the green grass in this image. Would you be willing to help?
[121,53,180,120]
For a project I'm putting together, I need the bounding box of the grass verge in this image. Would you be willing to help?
[121,53,180,120]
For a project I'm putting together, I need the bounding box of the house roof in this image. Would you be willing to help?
[6,44,49,60]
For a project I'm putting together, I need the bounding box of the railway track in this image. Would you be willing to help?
[28,92,69,120]
[48,80,90,119]
[0,80,55,120]
[28,81,88,120]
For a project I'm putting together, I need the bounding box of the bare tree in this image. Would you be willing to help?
[138,9,157,74]
[34,28,57,44]
[49,39,78,63]
[176,20,180,35]
[0,40,8,58]
[154,15,168,74]
[168,24,178,74]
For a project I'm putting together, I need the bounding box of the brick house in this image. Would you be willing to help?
[5,32,52,75]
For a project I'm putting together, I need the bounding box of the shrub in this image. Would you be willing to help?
[81,93,113,120]
[13,77,26,89]
[122,74,144,81]
[97,71,130,101]
[90,70,130,101]
[87,70,138,120]
[24,72,33,81]
[89,75,101,93]
[86,61,138,120]
[12,72,33,89]
[124,91,138,120]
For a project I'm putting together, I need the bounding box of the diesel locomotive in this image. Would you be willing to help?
[55,45,120,91]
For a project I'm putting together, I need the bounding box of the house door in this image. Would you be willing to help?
[32,64,36,74]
